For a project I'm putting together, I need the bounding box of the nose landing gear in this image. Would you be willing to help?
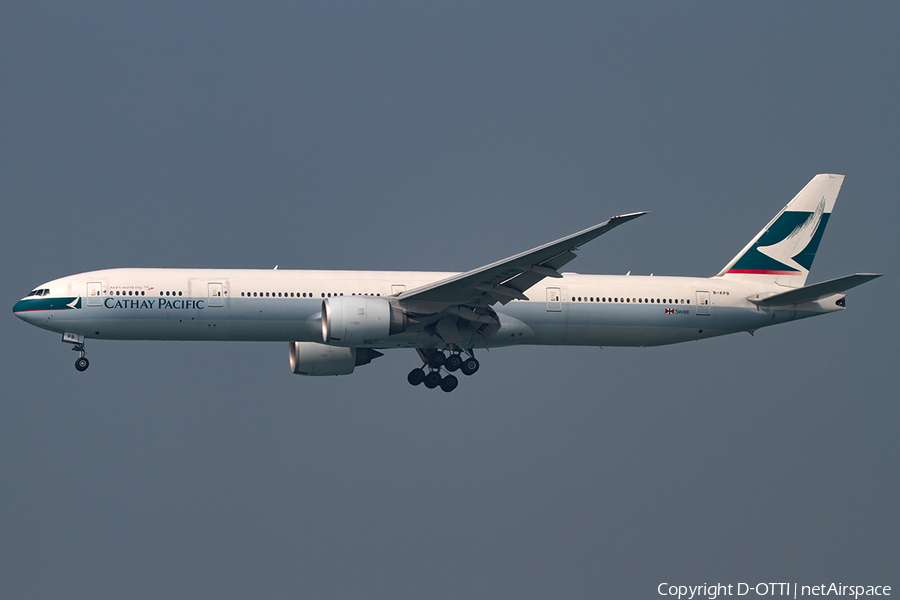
[407,348,478,393]
[74,352,89,372]
[62,333,89,372]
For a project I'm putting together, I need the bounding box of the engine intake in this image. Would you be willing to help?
[289,342,383,376]
[322,296,407,346]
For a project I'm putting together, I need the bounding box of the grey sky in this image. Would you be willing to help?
[2,3,898,598]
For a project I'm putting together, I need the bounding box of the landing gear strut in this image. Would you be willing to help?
[407,348,478,393]
[62,333,89,372]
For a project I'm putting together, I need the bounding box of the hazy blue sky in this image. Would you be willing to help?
[2,3,897,598]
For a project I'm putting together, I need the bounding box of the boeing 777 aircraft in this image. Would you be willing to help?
[14,174,881,392]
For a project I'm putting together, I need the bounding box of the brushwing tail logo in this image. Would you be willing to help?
[727,196,829,276]
[755,197,826,274]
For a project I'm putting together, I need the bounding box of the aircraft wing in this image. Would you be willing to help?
[398,212,648,309]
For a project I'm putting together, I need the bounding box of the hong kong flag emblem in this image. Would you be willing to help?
[665,308,674,314]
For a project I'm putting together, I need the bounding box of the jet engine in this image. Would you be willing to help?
[322,296,408,346]
[289,341,383,376]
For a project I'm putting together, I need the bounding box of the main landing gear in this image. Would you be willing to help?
[407,348,479,393]
[62,333,89,371]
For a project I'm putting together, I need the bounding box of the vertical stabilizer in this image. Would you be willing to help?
[715,174,844,288]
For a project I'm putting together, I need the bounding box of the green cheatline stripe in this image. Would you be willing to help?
[12,297,80,312]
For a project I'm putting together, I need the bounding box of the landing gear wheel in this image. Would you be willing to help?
[445,354,462,372]
[407,368,426,386]
[460,357,479,376]
[427,351,446,369]
[440,374,458,393]
[75,357,90,372]
[423,371,442,389]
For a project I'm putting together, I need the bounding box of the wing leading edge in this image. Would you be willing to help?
[398,212,648,311]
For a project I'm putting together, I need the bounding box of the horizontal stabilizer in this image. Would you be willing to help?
[748,273,882,306]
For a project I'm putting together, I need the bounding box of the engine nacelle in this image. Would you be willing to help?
[289,342,384,376]
[322,296,407,346]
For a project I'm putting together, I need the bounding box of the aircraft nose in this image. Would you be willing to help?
[13,299,31,321]
[12,298,48,323]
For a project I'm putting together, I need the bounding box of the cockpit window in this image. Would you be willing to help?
[27,289,48,297]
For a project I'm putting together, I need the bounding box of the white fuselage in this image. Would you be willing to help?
[14,268,843,349]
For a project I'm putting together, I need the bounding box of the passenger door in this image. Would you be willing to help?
[696,291,710,315]
[546,287,562,312]
[86,282,103,306]
[208,282,224,307]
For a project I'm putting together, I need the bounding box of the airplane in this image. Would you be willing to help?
[13,174,881,392]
